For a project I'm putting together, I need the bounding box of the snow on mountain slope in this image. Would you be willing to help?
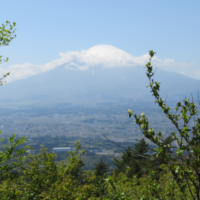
[5,45,149,83]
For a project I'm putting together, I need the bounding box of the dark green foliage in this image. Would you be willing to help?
[113,138,156,178]
[93,158,110,177]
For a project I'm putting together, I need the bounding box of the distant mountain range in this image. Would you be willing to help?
[0,45,199,108]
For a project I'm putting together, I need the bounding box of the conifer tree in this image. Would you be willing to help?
[93,158,110,177]
[113,138,154,178]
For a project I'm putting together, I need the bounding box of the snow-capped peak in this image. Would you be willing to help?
[83,44,136,66]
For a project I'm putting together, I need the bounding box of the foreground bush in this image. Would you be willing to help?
[0,140,193,199]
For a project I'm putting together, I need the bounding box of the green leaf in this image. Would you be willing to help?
[126,109,134,118]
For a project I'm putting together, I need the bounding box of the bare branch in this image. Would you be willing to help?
[103,134,155,160]
[165,95,168,105]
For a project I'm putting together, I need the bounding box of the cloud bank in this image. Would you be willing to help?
[1,44,199,83]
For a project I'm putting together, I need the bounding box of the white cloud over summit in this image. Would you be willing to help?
[1,44,199,83]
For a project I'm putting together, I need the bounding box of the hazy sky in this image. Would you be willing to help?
[0,0,200,82]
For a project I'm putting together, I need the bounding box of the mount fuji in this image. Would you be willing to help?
[0,45,199,108]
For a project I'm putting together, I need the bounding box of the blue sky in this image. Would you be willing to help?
[0,0,200,81]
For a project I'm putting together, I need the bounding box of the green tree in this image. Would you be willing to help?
[63,141,85,179]
[126,50,200,199]
[18,145,59,197]
[93,158,110,178]
[0,142,86,199]
[0,134,29,182]
[151,134,177,164]
[113,138,155,178]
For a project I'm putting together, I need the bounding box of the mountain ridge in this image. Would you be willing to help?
[0,62,199,108]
